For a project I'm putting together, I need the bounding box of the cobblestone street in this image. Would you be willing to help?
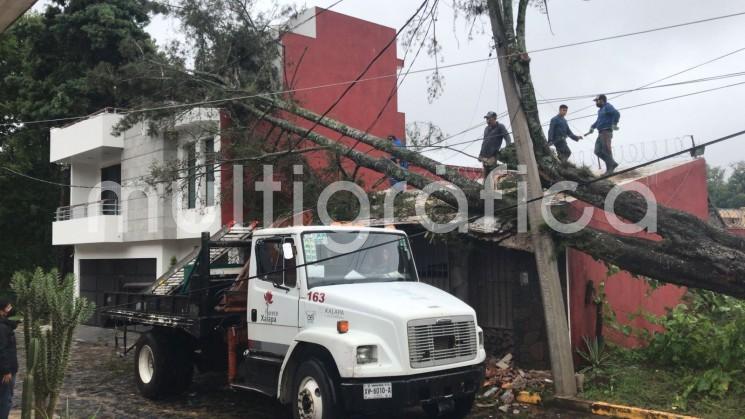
[10,333,591,418]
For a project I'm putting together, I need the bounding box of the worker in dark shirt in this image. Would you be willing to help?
[387,134,408,191]
[0,299,17,419]
[547,104,582,163]
[478,111,512,176]
[587,94,621,174]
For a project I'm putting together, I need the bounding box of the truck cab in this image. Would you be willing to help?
[104,225,485,418]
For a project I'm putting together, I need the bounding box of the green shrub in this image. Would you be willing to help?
[644,291,745,403]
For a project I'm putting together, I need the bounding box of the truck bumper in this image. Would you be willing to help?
[338,363,484,414]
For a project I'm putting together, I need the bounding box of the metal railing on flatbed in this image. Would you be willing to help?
[102,292,196,328]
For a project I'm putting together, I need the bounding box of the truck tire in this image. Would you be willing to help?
[292,358,337,419]
[134,331,192,399]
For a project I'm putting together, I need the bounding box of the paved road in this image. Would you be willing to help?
[13,337,594,418]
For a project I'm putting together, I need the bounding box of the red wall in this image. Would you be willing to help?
[568,159,708,351]
[727,227,745,237]
[221,10,407,225]
[280,8,406,190]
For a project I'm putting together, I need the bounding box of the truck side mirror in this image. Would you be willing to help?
[282,242,294,260]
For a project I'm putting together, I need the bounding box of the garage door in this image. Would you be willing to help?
[79,258,156,326]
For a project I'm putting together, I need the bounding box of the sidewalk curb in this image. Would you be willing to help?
[550,396,699,419]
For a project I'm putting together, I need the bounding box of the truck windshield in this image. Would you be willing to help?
[301,231,418,288]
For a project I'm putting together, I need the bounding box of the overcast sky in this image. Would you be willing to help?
[144,0,745,172]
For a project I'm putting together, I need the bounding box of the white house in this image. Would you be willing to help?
[50,108,230,322]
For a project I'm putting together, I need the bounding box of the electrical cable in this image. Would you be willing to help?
[4,10,745,129]
[5,76,745,189]
[92,125,745,314]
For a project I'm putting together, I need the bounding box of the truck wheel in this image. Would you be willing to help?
[134,331,178,399]
[292,359,337,419]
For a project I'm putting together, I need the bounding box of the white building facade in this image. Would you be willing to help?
[50,108,226,322]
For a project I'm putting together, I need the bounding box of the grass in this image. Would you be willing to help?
[580,346,745,419]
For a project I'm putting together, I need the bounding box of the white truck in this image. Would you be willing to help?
[103,225,486,418]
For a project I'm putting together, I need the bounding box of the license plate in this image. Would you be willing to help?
[363,382,392,400]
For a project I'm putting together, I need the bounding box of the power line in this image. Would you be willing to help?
[568,45,745,116]
[94,125,745,314]
[422,77,745,158]
[6,75,745,190]
[276,0,430,159]
[5,10,745,130]
[525,11,745,56]
[345,0,439,154]
[535,70,745,104]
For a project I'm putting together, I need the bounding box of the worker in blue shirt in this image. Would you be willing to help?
[387,135,408,191]
[587,94,621,174]
[547,104,583,163]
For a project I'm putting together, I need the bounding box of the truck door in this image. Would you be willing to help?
[248,237,300,355]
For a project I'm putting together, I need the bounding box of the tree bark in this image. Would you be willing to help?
[479,0,745,299]
[255,97,486,197]
[250,98,745,298]
[243,104,500,213]
[487,0,577,396]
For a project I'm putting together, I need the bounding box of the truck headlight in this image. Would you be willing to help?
[478,330,484,347]
[356,345,378,364]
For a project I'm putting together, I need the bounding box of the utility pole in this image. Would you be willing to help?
[486,0,577,396]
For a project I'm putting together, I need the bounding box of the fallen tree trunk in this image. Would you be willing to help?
[482,0,745,297]
[250,98,745,298]
[255,96,486,197]
[243,104,512,214]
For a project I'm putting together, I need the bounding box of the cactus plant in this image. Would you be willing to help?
[11,268,94,418]
[21,337,39,419]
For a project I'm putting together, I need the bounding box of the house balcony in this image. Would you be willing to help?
[52,200,123,245]
[50,109,124,164]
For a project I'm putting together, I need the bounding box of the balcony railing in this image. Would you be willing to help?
[55,200,121,222]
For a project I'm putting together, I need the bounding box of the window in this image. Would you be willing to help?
[100,164,121,215]
[205,138,215,207]
[187,145,197,209]
[256,238,297,288]
[301,232,417,289]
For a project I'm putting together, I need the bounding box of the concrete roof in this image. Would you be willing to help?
[0,0,37,33]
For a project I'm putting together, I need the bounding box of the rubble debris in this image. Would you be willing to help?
[511,375,527,391]
[516,391,542,404]
[495,353,513,369]
[483,386,500,398]
[500,390,515,405]
[478,354,551,413]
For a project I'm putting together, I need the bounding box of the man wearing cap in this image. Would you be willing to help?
[548,104,582,163]
[0,299,17,419]
[587,94,621,174]
[478,111,512,176]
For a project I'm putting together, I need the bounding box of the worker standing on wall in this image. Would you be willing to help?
[478,111,512,177]
[547,104,582,163]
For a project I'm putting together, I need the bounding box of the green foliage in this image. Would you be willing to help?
[0,1,163,288]
[576,336,611,377]
[643,291,745,404]
[11,268,95,418]
[708,162,745,209]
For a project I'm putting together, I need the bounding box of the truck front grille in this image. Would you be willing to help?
[407,316,477,369]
